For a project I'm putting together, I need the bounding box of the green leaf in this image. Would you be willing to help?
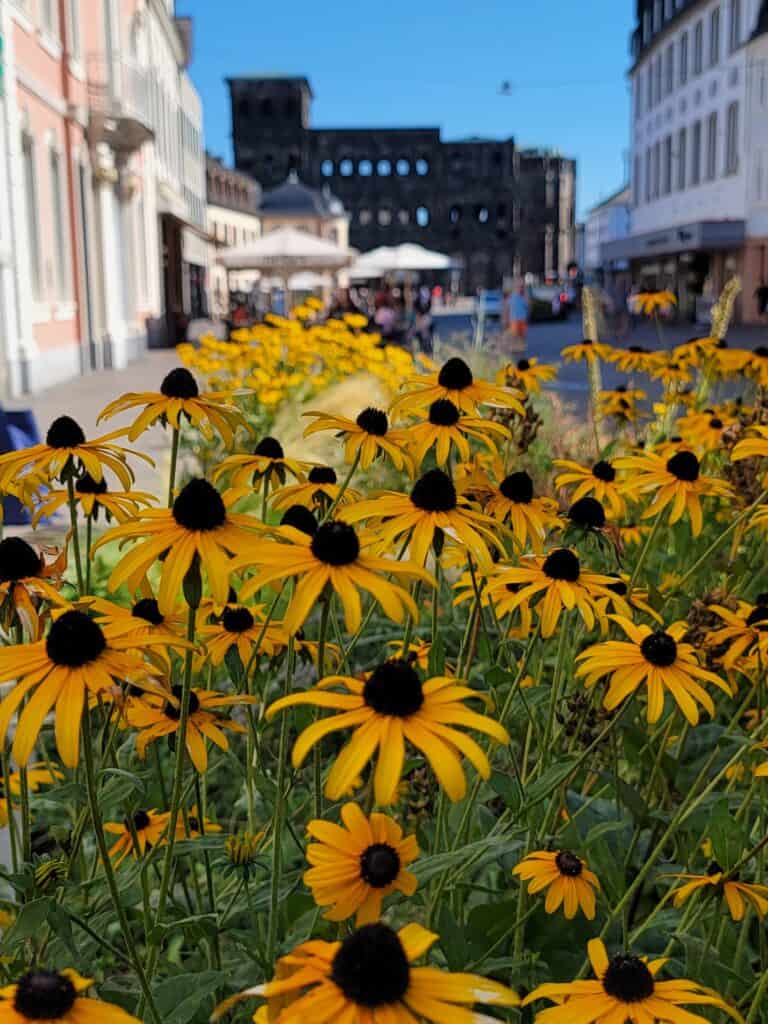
[437,904,467,971]
[99,768,146,803]
[153,971,226,1024]
[428,630,446,676]
[46,904,79,958]
[489,770,523,813]
[523,756,580,808]
[708,796,746,870]
[1,899,51,950]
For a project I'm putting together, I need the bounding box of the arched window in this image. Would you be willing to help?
[377,158,392,176]
[416,206,430,227]
[415,157,429,176]
[378,208,392,226]
[449,205,462,224]
[321,159,334,177]
[397,208,410,224]
[359,159,373,176]
[339,158,354,176]
[359,209,372,225]
[477,206,489,224]
[396,158,410,176]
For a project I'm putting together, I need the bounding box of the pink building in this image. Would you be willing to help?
[0,0,207,396]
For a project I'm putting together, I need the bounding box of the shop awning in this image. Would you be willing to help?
[602,220,745,264]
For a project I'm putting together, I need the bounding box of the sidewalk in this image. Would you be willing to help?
[5,349,181,535]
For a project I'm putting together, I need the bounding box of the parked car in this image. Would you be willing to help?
[528,285,566,322]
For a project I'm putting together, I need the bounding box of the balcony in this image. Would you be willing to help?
[87,54,154,154]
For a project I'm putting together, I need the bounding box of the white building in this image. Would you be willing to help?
[206,154,261,317]
[584,186,631,272]
[606,0,768,322]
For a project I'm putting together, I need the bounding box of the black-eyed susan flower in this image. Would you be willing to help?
[304,802,419,924]
[303,407,413,472]
[234,519,430,634]
[561,338,612,363]
[523,938,741,1024]
[605,344,665,375]
[723,345,768,387]
[732,424,768,465]
[596,575,662,624]
[676,409,736,452]
[705,598,768,671]
[104,808,170,867]
[512,849,600,919]
[577,616,731,725]
[488,548,616,638]
[0,609,164,766]
[342,468,502,569]
[406,399,510,469]
[613,449,732,536]
[97,366,244,444]
[650,359,692,387]
[665,863,768,920]
[213,921,519,1024]
[269,466,361,513]
[126,686,255,773]
[85,595,191,657]
[598,385,647,423]
[453,571,533,637]
[225,830,265,875]
[32,473,156,525]
[212,436,310,490]
[0,536,69,635]
[266,660,509,804]
[484,471,558,552]
[0,415,150,489]
[499,357,557,393]
[616,522,648,547]
[392,355,524,416]
[0,969,140,1024]
[197,604,285,665]
[94,478,262,614]
[554,458,628,518]
[631,289,677,316]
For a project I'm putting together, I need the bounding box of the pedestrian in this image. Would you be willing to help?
[509,284,529,346]
[755,281,768,322]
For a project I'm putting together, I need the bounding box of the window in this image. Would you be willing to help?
[449,204,461,223]
[359,209,372,226]
[634,155,642,205]
[729,0,741,52]
[320,159,334,177]
[646,66,653,108]
[664,0,673,16]
[49,148,69,299]
[710,7,720,65]
[691,120,702,183]
[358,159,373,176]
[476,206,489,223]
[693,20,703,74]
[376,159,391,176]
[415,157,429,176]
[645,147,652,201]
[725,101,739,173]
[664,45,674,95]
[377,208,391,226]
[21,132,41,300]
[67,0,81,59]
[655,55,663,104]
[643,9,651,43]
[677,127,687,189]
[654,0,662,30]
[397,209,409,224]
[395,158,410,176]
[635,77,643,119]
[662,135,673,194]
[679,33,689,87]
[706,111,718,180]
[415,205,429,227]
[339,158,353,176]
[653,140,661,198]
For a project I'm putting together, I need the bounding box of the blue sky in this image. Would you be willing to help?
[180,0,634,219]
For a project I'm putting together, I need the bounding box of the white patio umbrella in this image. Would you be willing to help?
[219,226,353,274]
[347,255,388,280]
[288,271,332,290]
[360,243,453,272]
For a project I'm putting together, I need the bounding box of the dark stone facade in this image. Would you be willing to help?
[227,76,576,290]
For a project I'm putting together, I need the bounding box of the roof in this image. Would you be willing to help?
[588,185,631,215]
[226,74,313,96]
[258,172,345,218]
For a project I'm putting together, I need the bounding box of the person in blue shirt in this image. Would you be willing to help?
[509,284,529,343]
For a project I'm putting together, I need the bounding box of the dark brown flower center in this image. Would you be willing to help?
[130,810,151,831]
[254,436,284,459]
[0,537,43,581]
[517,358,531,371]
[164,685,200,721]
[132,598,164,625]
[607,578,628,596]
[356,408,388,436]
[46,610,106,667]
[628,346,648,353]
[592,460,616,483]
[747,606,768,628]
[666,451,700,482]
[281,505,318,536]
[310,521,360,565]
[640,631,677,667]
[331,923,410,1007]
[602,955,655,1003]
[542,549,580,582]
[309,466,337,485]
[438,357,473,390]
[411,469,457,512]
[360,843,401,887]
[428,399,460,426]
[172,478,227,531]
[754,346,768,358]
[14,970,77,1019]
[160,367,199,399]
[709,417,723,429]
[222,606,255,633]
[75,472,108,495]
[707,861,724,876]
[568,497,606,530]
[500,471,533,503]
[555,850,583,877]
[363,660,424,717]
[45,415,86,448]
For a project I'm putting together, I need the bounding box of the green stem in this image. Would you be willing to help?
[322,450,360,523]
[194,772,221,970]
[267,634,296,963]
[628,511,663,591]
[168,426,180,506]
[1,751,19,874]
[313,597,331,818]
[66,477,85,595]
[81,709,162,1024]
[84,515,93,594]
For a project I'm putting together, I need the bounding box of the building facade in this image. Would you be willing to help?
[610,0,768,322]
[206,153,261,315]
[0,0,206,398]
[226,75,576,291]
[584,186,631,273]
